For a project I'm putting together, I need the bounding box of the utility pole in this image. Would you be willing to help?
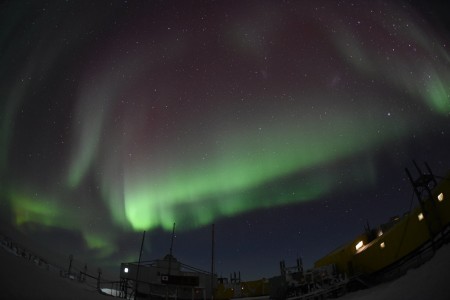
[211,223,215,300]
[135,231,146,297]
[68,254,73,276]
[168,222,176,275]
[97,268,102,291]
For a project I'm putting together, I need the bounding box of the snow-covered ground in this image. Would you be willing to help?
[100,287,124,297]
[339,243,450,300]
[0,239,111,300]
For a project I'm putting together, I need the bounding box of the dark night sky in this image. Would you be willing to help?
[0,0,449,280]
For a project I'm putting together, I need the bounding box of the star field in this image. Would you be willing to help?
[0,0,449,280]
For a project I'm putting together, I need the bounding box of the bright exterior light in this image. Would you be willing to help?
[124,267,129,273]
[418,213,424,221]
[438,193,444,202]
[355,240,364,251]
[380,242,385,249]
[377,229,383,237]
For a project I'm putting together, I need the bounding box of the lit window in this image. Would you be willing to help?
[418,213,424,221]
[438,193,444,202]
[355,241,364,251]
[124,267,129,273]
[380,242,385,249]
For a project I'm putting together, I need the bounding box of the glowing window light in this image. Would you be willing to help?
[438,193,444,202]
[418,213,424,221]
[380,242,385,249]
[355,241,364,251]
[124,267,129,273]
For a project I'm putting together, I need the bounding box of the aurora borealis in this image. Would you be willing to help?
[1,0,450,279]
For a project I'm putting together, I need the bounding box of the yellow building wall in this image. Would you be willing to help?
[214,284,234,300]
[214,279,270,299]
[434,173,450,225]
[352,206,430,274]
[314,172,450,277]
[241,279,270,297]
[314,233,367,275]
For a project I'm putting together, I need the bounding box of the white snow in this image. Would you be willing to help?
[338,243,450,300]
[100,288,124,297]
[0,243,111,300]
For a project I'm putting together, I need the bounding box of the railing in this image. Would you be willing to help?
[368,224,450,284]
[0,232,129,298]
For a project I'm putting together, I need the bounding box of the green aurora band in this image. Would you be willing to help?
[121,110,404,231]
[6,189,116,259]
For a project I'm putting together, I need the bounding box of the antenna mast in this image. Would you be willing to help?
[211,223,215,300]
[168,222,176,275]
